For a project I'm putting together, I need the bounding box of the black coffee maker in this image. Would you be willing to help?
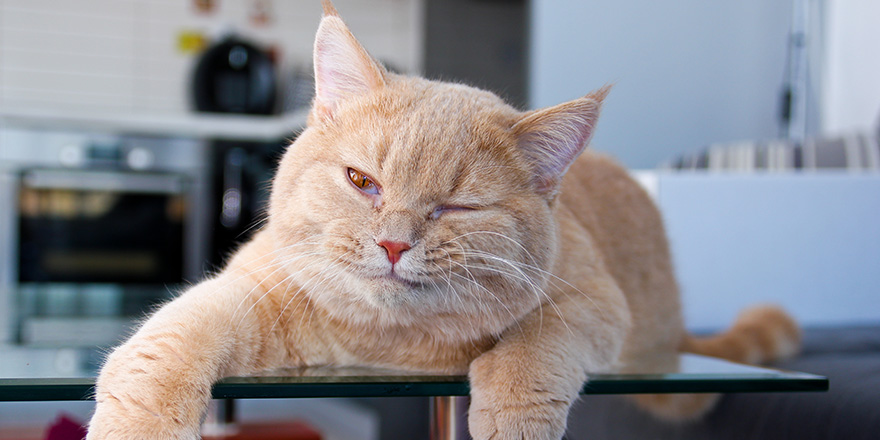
[191,36,278,115]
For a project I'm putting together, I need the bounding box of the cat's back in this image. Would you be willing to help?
[559,151,663,247]
[558,151,683,361]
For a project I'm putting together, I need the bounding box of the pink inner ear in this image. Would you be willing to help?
[314,46,352,115]
[312,16,386,121]
[524,120,594,175]
[514,96,602,194]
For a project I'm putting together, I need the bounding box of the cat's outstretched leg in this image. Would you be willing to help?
[467,273,631,440]
[86,274,279,439]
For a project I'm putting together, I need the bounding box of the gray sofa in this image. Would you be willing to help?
[564,327,879,439]
[561,129,880,439]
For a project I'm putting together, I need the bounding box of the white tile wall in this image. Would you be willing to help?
[0,0,421,117]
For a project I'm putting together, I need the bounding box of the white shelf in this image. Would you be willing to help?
[0,108,309,142]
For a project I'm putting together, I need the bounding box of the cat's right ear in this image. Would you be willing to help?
[312,1,387,122]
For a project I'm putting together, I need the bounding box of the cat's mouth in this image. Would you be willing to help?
[370,271,423,289]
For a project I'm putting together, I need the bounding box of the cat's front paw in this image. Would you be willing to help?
[467,397,568,440]
[86,395,201,440]
[467,349,577,440]
[86,344,210,440]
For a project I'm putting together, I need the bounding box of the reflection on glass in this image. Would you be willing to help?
[0,353,827,403]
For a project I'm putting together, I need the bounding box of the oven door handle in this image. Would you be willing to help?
[22,170,185,194]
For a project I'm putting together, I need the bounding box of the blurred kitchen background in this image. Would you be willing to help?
[0,0,530,351]
[0,0,878,439]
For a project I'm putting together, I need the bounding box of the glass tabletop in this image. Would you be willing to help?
[0,349,827,402]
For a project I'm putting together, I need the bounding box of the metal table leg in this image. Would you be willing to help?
[202,399,238,437]
[430,396,469,440]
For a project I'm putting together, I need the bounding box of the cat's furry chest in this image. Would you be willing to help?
[321,315,497,373]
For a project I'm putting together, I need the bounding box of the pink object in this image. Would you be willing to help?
[44,414,87,440]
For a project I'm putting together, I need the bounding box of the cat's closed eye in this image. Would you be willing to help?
[430,205,476,220]
[347,167,380,195]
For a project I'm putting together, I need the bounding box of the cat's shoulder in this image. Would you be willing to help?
[566,150,633,188]
[560,150,659,222]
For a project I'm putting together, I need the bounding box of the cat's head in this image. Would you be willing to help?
[267,1,606,337]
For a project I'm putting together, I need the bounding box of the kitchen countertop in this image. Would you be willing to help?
[0,108,309,142]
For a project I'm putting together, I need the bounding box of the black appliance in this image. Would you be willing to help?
[192,37,278,115]
[17,169,186,284]
[0,128,210,346]
[207,139,288,271]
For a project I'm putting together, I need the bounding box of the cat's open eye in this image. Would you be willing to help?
[347,168,380,196]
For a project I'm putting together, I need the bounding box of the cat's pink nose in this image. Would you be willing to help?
[377,241,411,265]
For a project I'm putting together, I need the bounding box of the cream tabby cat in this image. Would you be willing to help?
[87,2,800,439]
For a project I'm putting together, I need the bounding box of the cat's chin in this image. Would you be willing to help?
[371,272,423,289]
[363,274,427,309]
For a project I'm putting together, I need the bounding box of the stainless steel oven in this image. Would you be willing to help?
[1,127,209,346]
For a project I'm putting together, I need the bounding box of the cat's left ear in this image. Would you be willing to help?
[312,0,387,122]
[513,86,610,198]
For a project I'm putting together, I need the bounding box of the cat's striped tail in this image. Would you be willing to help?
[630,305,801,421]
[679,304,801,366]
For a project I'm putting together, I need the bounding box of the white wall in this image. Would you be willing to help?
[530,0,794,169]
[0,0,420,117]
[655,173,880,330]
[822,0,880,134]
